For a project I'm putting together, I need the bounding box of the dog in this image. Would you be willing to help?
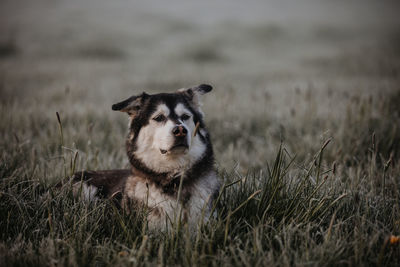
[72,84,220,230]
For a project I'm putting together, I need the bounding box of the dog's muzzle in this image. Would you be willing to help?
[160,125,189,154]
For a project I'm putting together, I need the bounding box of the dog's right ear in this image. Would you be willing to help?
[112,93,148,117]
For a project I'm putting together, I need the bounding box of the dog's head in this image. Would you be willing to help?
[112,84,213,174]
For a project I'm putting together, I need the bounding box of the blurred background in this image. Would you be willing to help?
[1,0,399,172]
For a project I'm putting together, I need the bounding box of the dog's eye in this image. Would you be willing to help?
[153,114,166,122]
[181,114,191,121]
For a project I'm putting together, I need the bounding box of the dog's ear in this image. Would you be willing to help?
[179,84,212,111]
[112,92,148,117]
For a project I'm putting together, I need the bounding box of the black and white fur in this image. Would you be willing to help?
[72,84,220,230]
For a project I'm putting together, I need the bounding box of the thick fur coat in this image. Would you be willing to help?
[72,84,220,230]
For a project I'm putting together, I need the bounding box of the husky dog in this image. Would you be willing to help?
[72,84,220,230]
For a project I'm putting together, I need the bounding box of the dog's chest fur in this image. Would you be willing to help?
[123,169,219,229]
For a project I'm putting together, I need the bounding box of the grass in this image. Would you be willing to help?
[1,0,400,265]
[1,88,399,266]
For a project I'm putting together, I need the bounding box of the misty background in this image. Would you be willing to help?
[1,0,399,170]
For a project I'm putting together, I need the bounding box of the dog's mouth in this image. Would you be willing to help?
[160,143,189,155]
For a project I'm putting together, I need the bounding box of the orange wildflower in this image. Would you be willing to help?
[118,251,129,257]
[389,235,400,245]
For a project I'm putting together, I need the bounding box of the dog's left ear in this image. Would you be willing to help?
[179,84,212,111]
[112,92,148,117]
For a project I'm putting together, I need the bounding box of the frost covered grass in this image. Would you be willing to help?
[1,0,400,266]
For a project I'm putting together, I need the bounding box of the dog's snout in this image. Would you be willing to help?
[172,125,187,137]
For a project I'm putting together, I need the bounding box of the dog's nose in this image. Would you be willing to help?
[172,125,187,137]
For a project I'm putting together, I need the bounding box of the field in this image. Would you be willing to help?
[1,0,400,266]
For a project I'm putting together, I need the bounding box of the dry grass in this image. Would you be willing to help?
[1,0,400,266]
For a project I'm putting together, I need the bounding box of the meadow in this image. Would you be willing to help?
[1,0,400,266]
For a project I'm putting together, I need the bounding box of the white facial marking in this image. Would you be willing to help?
[174,103,190,118]
[134,102,207,174]
[152,104,170,118]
